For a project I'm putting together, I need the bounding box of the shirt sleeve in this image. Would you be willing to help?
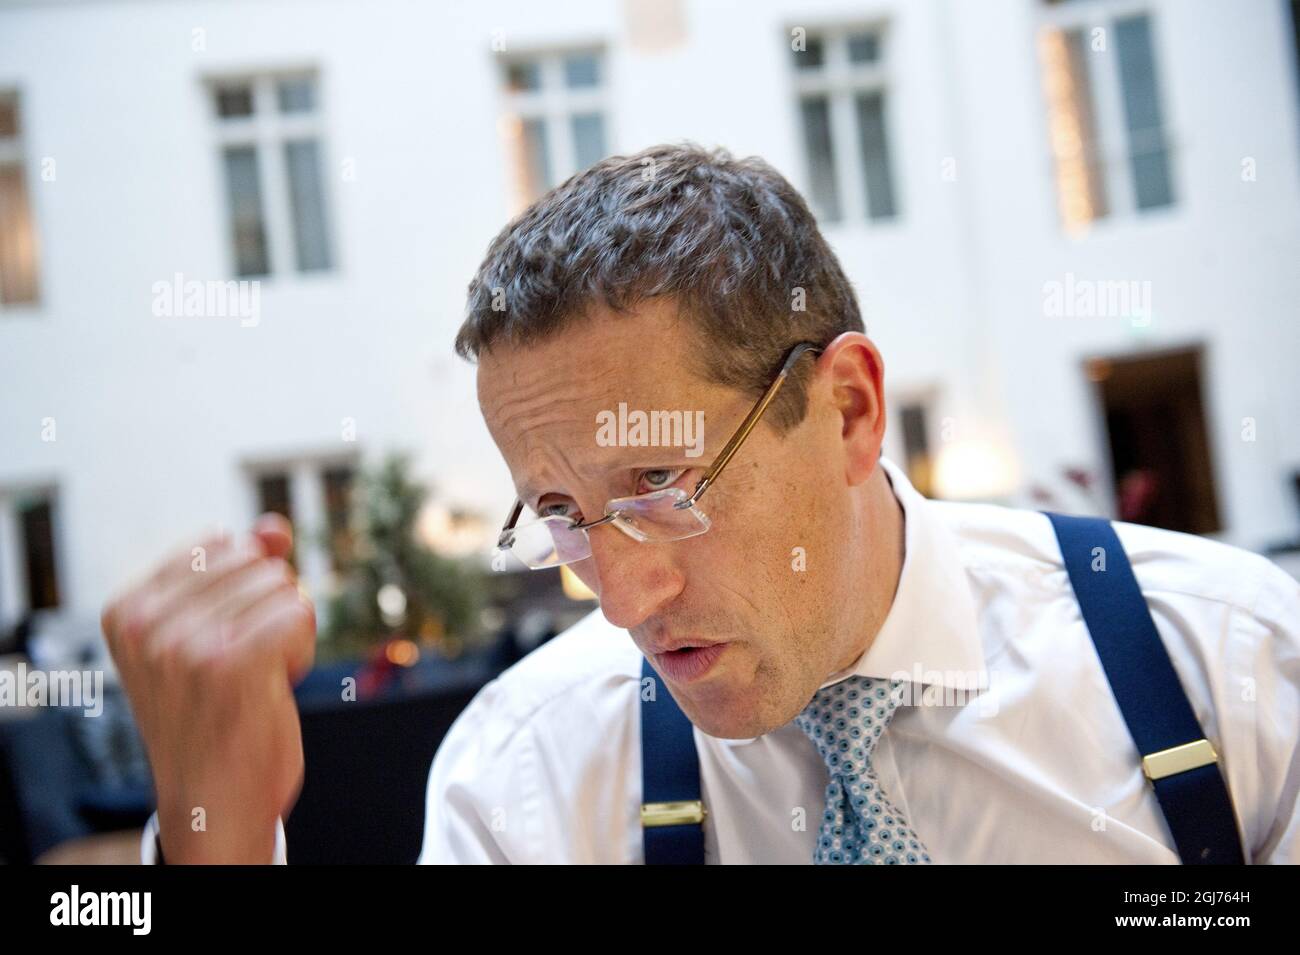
[139,811,287,864]
[416,678,536,864]
[1248,562,1300,864]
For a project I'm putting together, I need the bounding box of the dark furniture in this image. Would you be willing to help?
[285,679,485,864]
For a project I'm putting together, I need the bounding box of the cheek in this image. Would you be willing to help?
[704,462,806,545]
[685,495,800,600]
[568,556,600,594]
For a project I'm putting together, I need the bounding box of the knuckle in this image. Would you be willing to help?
[118,594,155,648]
[284,594,314,630]
[145,627,184,669]
[162,631,222,681]
[149,612,204,668]
[263,557,295,589]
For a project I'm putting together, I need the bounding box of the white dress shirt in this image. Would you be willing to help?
[415,457,1300,864]
[141,456,1299,864]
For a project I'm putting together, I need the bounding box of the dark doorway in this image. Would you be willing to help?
[19,495,60,610]
[1086,345,1221,534]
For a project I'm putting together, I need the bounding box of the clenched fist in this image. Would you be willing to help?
[100,513,316,863]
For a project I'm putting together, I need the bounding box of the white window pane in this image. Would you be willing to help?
[1114,15,1173,210]
[799,95,841,222]
[277,76,317,114]
[521,117,553,197]
[793,34,825,70]
[284,139,333,272]
[847,31,881,64]
[215,84,254,119]
[1039,27,1109,228]
[563,53,600,88]
[855,91,897,219]
[0,162,40,305]
[506,61,541,92]
[571,112,607,171]
[0,94,19,138]
[222,146,271,276]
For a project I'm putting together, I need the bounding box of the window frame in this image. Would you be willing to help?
[496,46,612,211]
[206,69,337,279]
[0,482,66,628]
[0,87,42,309]
[787,21,901,226]
[242,451,361,600]
[1035,1,1178,233]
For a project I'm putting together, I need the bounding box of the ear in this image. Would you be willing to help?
[819,333,886,487]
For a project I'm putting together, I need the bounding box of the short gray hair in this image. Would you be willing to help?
[455,142,865,432]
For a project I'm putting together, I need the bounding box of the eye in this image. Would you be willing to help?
[537,499,579,521]
[636,468,687,494]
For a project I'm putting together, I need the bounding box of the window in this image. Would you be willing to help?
[19,495,60,611]
[248,456,358,583]
[0,486,62,630]
[884,391,938,497]
[1037,4,1174,232]
[209,72,334,277]
[0,90,39,306]
[790,26,899,224]
[898,402,935,497]
[322,464,357,571]
[256,472,297,567]
[499,50,610,211]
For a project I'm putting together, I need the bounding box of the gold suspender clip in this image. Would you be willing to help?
[640,800,708,828]
[1142,738,1219,782]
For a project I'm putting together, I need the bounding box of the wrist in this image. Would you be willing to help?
[157,805,280,864]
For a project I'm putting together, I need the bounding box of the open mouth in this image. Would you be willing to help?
[652,643,729,683]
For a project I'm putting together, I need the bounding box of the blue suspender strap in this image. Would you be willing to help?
[639,655,707,864]
[1043,511,1245,864]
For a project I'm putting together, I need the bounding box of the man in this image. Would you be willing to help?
[103,144,1299,864]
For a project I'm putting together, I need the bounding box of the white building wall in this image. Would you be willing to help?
[0,0,1296,636]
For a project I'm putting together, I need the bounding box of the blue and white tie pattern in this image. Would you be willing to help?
[794,676,933,864]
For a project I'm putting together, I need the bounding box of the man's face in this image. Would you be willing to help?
[478,298,889,738]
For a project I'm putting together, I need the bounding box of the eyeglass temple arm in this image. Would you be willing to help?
[682,341,822,507]
[497,499,524,547]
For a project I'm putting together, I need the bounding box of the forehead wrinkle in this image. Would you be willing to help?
[517,407,729,507]
[507,393,743,503]
[482,350,624,425]
[517,431,644,505]
[486,370,626,506]
[478,322,735,503]
[485,382,592,459]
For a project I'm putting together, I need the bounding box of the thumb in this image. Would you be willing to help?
[251,512,294,560]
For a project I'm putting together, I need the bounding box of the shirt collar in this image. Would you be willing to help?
[715,455,985,747]
[817,455,984,692]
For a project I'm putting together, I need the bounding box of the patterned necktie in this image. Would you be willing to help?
[793,676,933,864]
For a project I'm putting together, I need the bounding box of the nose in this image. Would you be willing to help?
[584,519,684,632]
